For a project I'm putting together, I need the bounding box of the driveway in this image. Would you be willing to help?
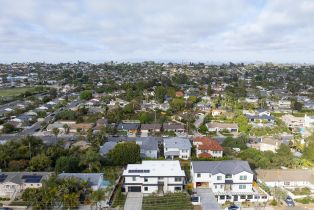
[124,192,143,210]
[196,188,220,210]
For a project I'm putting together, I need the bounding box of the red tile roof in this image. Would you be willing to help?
[193,137,224,151]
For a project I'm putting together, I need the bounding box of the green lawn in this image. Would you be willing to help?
[142,192,193,210]
[0,87,35,97]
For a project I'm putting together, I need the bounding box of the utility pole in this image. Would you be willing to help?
[29,141,31,159]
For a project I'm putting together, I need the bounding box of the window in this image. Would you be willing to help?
[217,176,222,180]
[284,181,290,186]
[175,177,182,182]
[144,178,148,182]
[215,185,217,189]
[247,195,253,199]
[197,173,201,178]
[132,177,136,181]
[240,195,246,199]
[144,187,148,191]
[174,187,181,191]
[219,195,225,200]
[239,184,246,189]
[226,174,232,179]
[158,177,164,180]
[240,175,247,180]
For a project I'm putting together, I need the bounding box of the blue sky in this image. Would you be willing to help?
[0,0,314,63]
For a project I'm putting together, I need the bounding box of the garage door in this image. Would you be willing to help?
[128,186,141,192]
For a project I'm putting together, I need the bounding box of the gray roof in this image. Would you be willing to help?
[164,137,192,149]
[108,137,158,152]
[100,142,117,155]
[141,123,162,130]
[138,138,158,151]
[0,172,51,185]
[246,114,274,121]
[117,123,140,130]
[107,136,163,144]
[163,123,185,130]
[58,173,103,187]
[191,160,253,175]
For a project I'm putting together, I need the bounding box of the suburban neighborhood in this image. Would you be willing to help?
[0,61,314,210]
[1,0,314,209]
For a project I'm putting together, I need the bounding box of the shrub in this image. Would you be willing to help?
[270,199,278,206]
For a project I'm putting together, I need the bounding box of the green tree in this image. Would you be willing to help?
[55,156,80,173]
[80,149,101,172]
[29,154,51,171]
[138,112,154,124]
[63,124,69,134]
[272,144,294,168]
[155,86,167,103]
[80,90,93,100]
[52,127,60,141]
[49,88,58,99]
[303,134,314,162]
[207,84,213,96]
[170,98,185,112]
[291,99,303,112]
[2,123,15,134]
[235,115,251,133]
[198,125,208,134]
[106,142,141,166]
[90,189,106,209]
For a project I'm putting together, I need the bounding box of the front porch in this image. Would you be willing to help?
[214,190,268,204]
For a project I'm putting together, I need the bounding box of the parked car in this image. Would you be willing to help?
[225,205,241,210]
[285,196,295,207]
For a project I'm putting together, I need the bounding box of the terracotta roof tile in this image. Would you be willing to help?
[193,137,223,151]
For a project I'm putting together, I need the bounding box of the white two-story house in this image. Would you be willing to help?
[163,137,192,160]
[191,160,267,204]
[123,160,185,194]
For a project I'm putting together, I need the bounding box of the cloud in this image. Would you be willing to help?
[0,0,313,63]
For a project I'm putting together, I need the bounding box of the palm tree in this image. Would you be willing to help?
[90,189,106,209]
[52,128,60,141]
[0,145,10,168]
[63,124,69,134]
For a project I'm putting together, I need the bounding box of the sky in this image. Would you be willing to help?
[0,0,314,63]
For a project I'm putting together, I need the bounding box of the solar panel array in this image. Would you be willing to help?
[0,174,8,183]
[128,169,150,173]
[22,175,43,183]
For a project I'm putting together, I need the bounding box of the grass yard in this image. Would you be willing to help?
[0,87,36,97]
[142,192,193,210]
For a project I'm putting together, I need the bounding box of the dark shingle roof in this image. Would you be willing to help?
[192,160,253,175]
[100,142,117,155]
[117,123,140,130]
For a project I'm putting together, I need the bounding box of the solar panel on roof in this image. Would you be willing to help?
[22,175,43,183]
[128,170,150,173]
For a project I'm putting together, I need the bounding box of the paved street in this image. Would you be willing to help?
[194,113,207,129]
[124,192,143,210]
[196,188,220,210]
